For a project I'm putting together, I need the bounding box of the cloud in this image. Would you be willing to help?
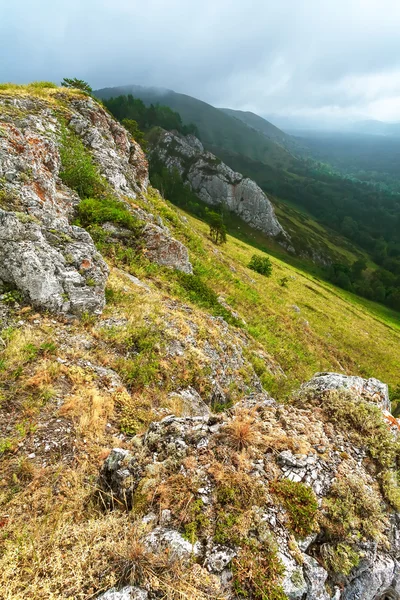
[1,0,400,123]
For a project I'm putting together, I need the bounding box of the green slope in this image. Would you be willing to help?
[220,107,298,149]
[95,84,295,169]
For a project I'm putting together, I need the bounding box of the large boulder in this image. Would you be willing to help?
[303,372,391,412]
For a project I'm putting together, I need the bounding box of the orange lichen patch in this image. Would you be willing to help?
[80,259,92,269]
[9,138,26,154]
[32,181,47,202]
[382,410,400,431]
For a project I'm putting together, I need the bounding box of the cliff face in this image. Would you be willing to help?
[0,91,191,314]
[0,86,400,600]
[151,131,287,240]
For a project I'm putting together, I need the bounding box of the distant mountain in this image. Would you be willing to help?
[348,119,400,137]
[219,108,299,150]
[95,84,296,169]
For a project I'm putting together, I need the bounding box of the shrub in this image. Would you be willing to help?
[270,479,318,538]
[321,474,387,542]
[75,196,140,231]
[232,538,287,600]
[59,126,104,198]
[248,254,273,277]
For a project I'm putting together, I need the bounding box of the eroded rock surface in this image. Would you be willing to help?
[151,131,288,240]
[99,375,400,600]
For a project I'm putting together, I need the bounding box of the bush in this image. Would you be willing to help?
[232,539,287,600]
[75,196,140,231]
[248,254,273,277]
[270,479,318,538]
[59,127,105,198]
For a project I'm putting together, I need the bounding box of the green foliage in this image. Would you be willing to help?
[248,254,273,277]
[294,389,400,471]
[270,479,318,538]
[232,539,287,600]
[174,271,241,326]
[75,196,140,231]
[121,118,147,150]
[321,474,387,542]
[61,78,92,93]
[59,126,104,198]
[320,543,360,576]
[104,94,199,137]
[207,210,227,245]
[182,499,209,544]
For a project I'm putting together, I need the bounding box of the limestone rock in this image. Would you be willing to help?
[97,587,148,600]
[151,130,288,240]
[167,387,210,417]
[141,223,193,273]
[144,527,202,561]
[303,372,390,411]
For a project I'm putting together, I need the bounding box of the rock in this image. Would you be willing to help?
[0,209,108,315]
[97,587,148,600]
[151,130,289,241]
[302,555,331,600]
[98,385,400,600]
[67,96,149,196]
[205,545,237,573]
[168,387,210,417]
[342,552,397,600]
[280,551,308,599]
[144,527,202,561]
[303,372,391,412]
[141,223,193,274]
[99,448,142,508]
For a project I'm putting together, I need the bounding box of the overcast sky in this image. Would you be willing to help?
[2,0,400,125]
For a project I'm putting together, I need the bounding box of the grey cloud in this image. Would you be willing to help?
[1,0,400,124]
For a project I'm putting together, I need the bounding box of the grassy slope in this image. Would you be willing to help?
[0,84,399,597]
[95,85,295,169]
[127,191,400,400]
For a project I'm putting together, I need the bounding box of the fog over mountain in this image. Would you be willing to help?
[2,0,400,129]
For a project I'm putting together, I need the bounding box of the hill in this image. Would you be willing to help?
[1,83,400,599]
[95,84,296,168]
[220,107,300,152]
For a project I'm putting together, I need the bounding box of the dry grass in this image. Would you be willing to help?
[59,387,114,439]
[221,409,262,451]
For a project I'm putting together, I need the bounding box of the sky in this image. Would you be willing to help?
[2,0,400,127]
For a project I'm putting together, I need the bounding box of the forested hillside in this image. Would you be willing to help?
[97,86,400,312]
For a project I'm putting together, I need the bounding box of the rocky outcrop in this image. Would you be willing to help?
[0,96,111,315]
[99,374,400,600]
[303,372,390,412]
[0,93,193,313]
[151,131,288,240]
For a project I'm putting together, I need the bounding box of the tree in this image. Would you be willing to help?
[61,78,92,94]
[121,119,147,150]
[351,258,367,280]
[207,211,227,245]
[248,254,273,277]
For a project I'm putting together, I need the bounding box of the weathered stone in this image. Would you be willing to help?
[303,372,390,412]
[97,587,148,600]
[144,527,202,561]
[141,223,193,273]
[151,131,289,241]
[168,387,210,417]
